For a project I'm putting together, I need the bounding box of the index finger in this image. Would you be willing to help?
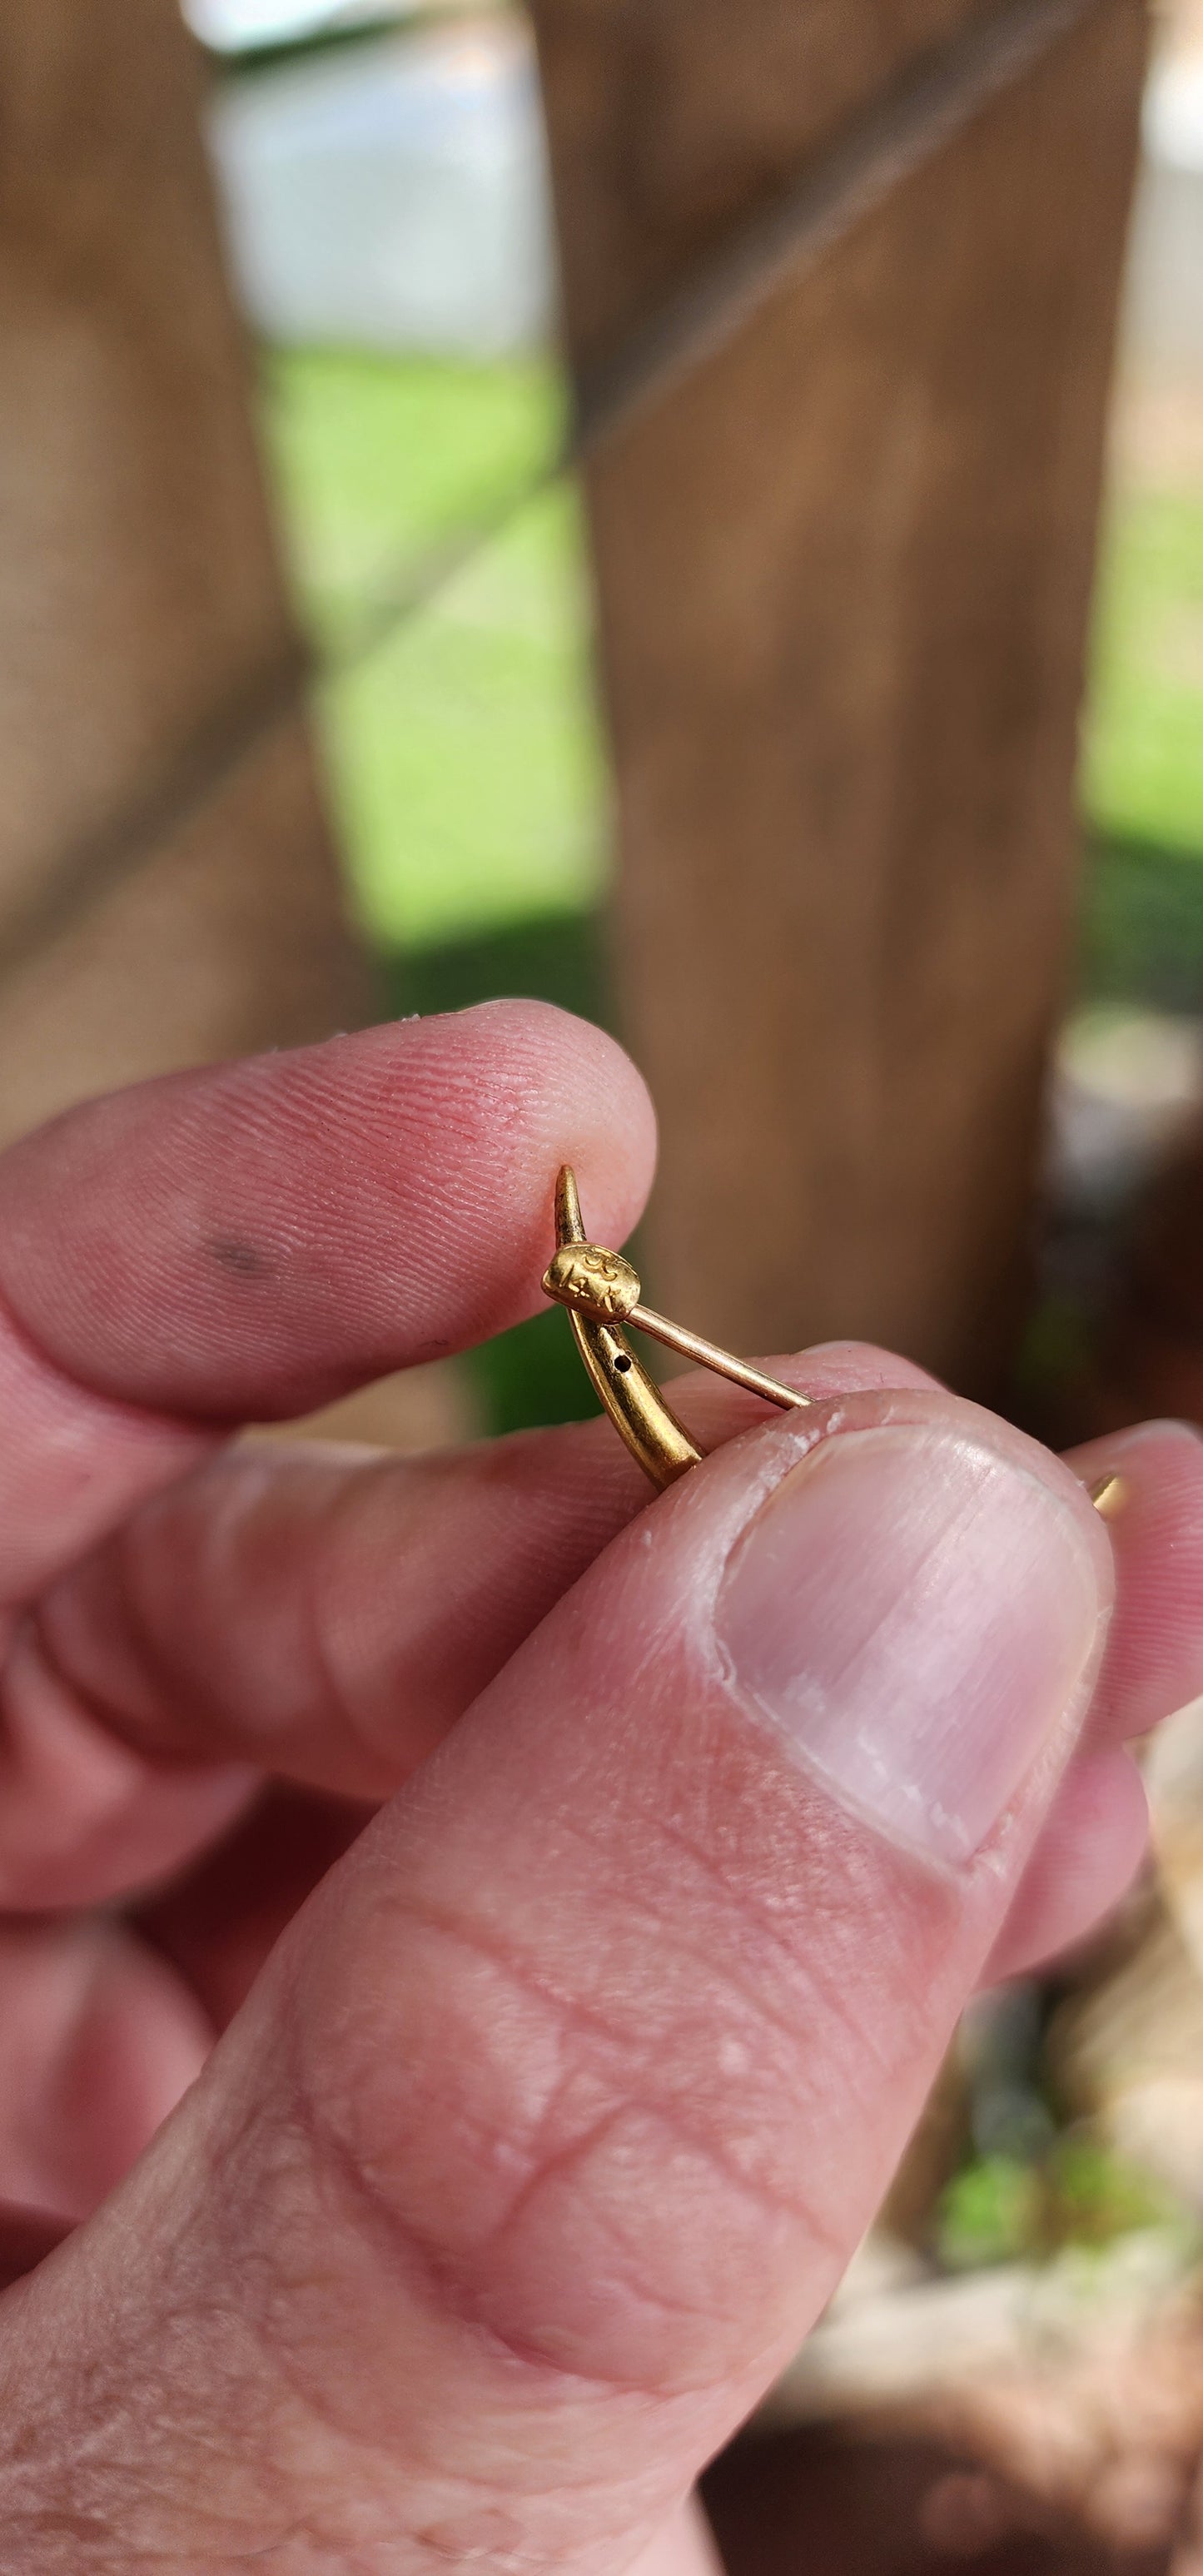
[0,1002,655,1605]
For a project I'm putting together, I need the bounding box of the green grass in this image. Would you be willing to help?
[1081,831,1203,1011]
[259,350,609,948]
[1084,487,1203,861]
[320,483,609,946]
[260,346,563,649]
[261,347,1203,974]
[380,905,612,1028]
[936,2138,1185,2272]
[258,348,1203,1431]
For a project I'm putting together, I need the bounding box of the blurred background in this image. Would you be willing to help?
[2,0,1202,2564]
[142,0,1203,1449]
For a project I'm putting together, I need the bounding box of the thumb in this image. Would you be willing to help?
[0,1388,1113,2570]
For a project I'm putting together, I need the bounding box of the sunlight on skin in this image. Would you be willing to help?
[0,1004,1197,2566]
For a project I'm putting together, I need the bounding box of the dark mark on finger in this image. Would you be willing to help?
[208,1236,273,1280]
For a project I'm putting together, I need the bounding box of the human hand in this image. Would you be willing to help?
[0,1001,1200,2574]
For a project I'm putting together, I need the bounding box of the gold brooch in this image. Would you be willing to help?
[541,1166,1128,1520]
[541,1166,810,1490]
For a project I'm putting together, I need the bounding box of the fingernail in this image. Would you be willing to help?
[717,1425,1102,1863]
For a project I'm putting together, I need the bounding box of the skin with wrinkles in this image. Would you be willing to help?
[0,1002,1196,2573]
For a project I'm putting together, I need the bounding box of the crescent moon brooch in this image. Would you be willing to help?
[539,1165,1127,1522]
[542,1164,812,1490]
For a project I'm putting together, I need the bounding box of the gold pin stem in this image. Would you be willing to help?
[546,1169,1138,1503]
[627,1306,811,1410]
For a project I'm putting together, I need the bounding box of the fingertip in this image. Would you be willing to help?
[0,1007,658,1420]
[983,1747,1150,1983]
[773,1342,944,1397]
[456,998,658,1252]
[1066,1418,1203,1746]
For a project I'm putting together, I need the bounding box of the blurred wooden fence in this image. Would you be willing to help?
[0,0,1149,1400]
[537,0,1146,1397]
[0,0,365,1153]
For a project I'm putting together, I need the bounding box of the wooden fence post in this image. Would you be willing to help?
[536,0,1147,1397]
[0,0,366,1151]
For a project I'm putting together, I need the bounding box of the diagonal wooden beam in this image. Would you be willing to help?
[574,0,1110,449]
[535,0,1148,1397]
[0,0,367,1148]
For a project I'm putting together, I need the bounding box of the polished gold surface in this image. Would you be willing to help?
[546,1166,810,1489]
[546,1171,1133,1510]
[618,1305,813,1414]
[1088,1471,1128,1521]
[551,1167,701,1489]
[544,1176,813,1425]
[543,1240,642,1320]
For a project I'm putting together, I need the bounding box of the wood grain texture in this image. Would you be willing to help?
[0,0,365,1146]
[538,0,979,359]
[537,0,1147,1395]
